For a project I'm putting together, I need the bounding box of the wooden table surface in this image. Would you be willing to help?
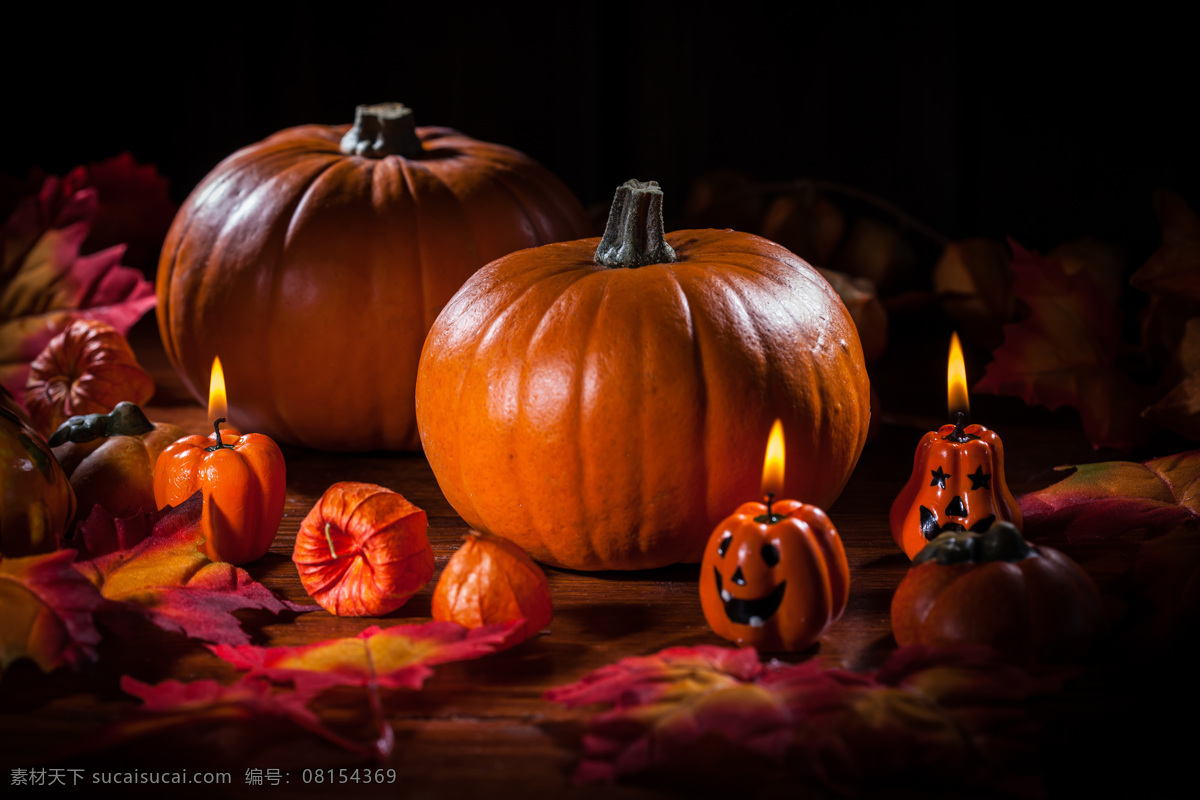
[1,314,1192,799]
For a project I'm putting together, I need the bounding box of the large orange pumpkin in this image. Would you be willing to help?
[415,180,871,571]
[156,103,591,451]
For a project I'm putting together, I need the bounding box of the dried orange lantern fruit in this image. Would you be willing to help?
[432,530,552,642]
[293,481,434,616]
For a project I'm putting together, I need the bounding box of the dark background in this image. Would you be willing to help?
[2,3,1193,263]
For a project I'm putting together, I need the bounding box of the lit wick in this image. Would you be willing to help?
[755,420,786,524]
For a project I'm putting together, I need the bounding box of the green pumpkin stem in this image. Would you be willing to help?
[339,103,424,159]
[47,401,155,447]
[204,418,236,452]
[595,180,677,268]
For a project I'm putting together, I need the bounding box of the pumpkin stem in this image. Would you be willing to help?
[339,103,424,158]
[204,418,237,452]
[595,180,677,268]
[48,401,155,447]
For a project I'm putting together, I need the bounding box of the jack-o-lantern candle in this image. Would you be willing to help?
[889,333,1021,560]
[700,420,850,652]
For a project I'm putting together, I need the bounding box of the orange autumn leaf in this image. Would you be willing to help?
[72,494,305,645]
[1018,449,1200,543]
[974,239,1153,449]
[210,619,524,693]
[0,549,103,677]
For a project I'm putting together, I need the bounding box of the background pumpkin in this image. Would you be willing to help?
[156,103,591,451]
[415,180,871,571]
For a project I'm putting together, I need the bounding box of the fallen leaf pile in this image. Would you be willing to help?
[546,643,1069,795]
[90,621,525,763]
[0,495,303,681]
[72,494,307,646]
[0,549,103,675]
[1,488,527,762]
[0,157,165,406]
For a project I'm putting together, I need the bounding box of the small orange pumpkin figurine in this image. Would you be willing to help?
[700,499,849,652]
[153,418,286,565]
[889,414,1022,560]
[891,521,1105,661]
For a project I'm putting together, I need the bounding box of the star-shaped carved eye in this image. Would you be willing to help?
[929,466,950,489]
[969,466,991,490]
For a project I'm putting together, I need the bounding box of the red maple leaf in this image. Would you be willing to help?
[546,644,1068,794]
[973,239,1152,449]
[72,495,307,645]
[0,549,103,676]
[107,675,385,761]
[210,620,524,693]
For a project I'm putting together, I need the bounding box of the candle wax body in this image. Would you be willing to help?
[889,422,1022,560]
[699,499,849,652]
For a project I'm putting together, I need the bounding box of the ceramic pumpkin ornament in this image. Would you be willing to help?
[700,499,849,652]
[891,521,1105,661]
[156,103,591,452]
[416,179,871,571]
[24,319,155,439]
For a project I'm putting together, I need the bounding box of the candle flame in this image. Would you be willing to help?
[208,356,228,423]
[761,419,785,498]
[947,332,969,418]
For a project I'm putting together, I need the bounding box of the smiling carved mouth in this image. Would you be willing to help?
[713,568,787,627]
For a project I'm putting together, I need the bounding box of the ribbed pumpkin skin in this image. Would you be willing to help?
[157,124,591,451]
[415,230,871,571]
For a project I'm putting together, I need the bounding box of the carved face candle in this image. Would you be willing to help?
[889,333,1022,560]
[699,420,850,652]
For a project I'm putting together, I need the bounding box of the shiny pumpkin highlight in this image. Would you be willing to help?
[156,103,591,451]
[415,180,871,571]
